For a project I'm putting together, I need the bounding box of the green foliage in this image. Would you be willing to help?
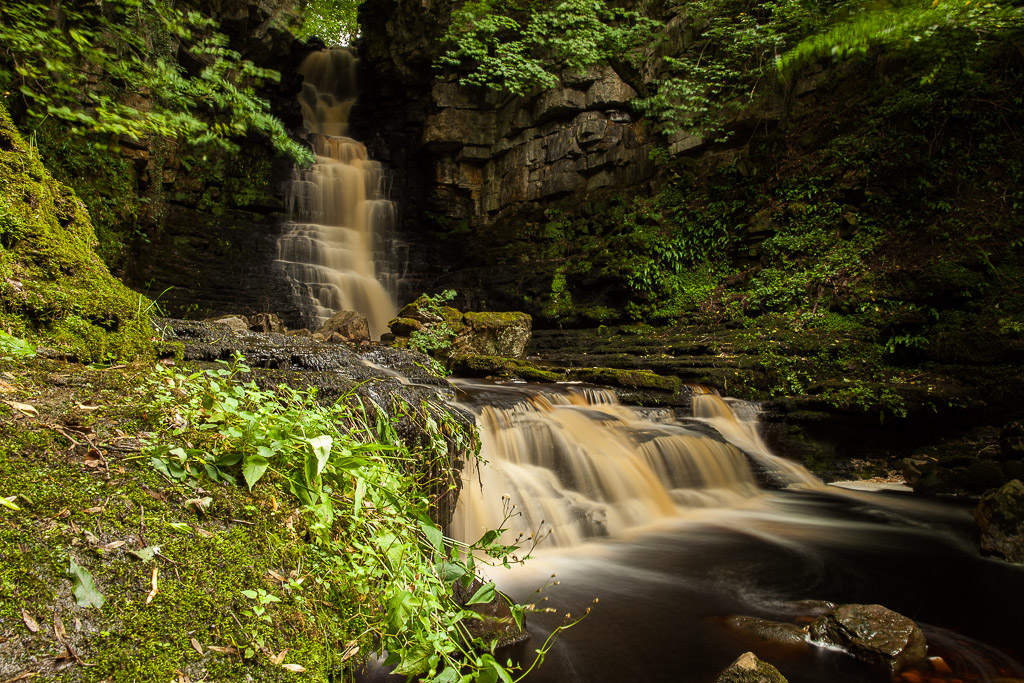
[409,289,459,358]
[439,0,657,95]
[0,0,311,163]
[777,0,1024,81]
[298,0,360,45]
[0,330,34,360]
[143,356,564,681]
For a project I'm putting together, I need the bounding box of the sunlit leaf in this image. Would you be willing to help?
[466,582,496,605]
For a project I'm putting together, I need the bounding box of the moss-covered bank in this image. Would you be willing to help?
[0,103,152,362]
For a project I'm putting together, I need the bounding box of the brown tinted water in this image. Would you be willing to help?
[443,381,1024,683]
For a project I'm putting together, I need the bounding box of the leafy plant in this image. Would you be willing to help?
[0,330,35,360]
[0,0,311,163]
[144,356,575,681]
[439,0,656,95]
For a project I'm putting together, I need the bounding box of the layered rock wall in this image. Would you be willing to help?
[354,0,663,307]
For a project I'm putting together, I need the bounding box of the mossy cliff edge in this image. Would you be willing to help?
[0,103,152,362]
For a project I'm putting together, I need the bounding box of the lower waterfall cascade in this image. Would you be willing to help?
[436,380,1024,683]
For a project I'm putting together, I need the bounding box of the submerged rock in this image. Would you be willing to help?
[974,479,1024,563]
[724,616,808,648]
[809,603,927,674]
[716,651,788,682]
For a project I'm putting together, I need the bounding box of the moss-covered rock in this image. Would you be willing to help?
[716,652,788,683]
[0,103,152,362]
[451,355,563,382]
[974,479,1024,563]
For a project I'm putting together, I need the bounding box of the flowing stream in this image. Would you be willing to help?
[446,381,1024,683]
[275,48,398,337]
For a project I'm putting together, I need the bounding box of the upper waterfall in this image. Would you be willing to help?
[275,48,398,338]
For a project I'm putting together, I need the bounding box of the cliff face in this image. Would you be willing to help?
[354,0,664,308]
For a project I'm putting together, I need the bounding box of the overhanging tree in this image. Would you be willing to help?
[0,0,311,163]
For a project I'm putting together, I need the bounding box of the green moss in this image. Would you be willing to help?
[0,359,361,681]
[0,103,152,362]
[451,354,563,382]
[566,366,681,394]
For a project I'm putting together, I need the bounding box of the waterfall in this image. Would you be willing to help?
[275,49,398,338]
[451,382,822,548]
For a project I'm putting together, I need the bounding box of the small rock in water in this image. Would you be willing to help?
[716,651,788,682]
[974,479,1024,563]
[809,603,927,674]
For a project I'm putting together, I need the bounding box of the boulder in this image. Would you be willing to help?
[207,315,249,332]
[248,312,285,334]
[974,479,1024,563]
[456,311,532,359]
[809,604,927,674]
[716,652,788,683]
[317,310,370,342]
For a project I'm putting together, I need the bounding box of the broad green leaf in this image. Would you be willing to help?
[391,644,433,676]
[307,435,333,476]
[243,454,269,489]
[432,667,460,683]
[466,582,496,606]
[418,519,443,551]
[67,559,104,608]
[167,522,192,533]
[0,496,20,511]
[435,561,467,583]
[481,654,512,683]
[353,477,366,517]
[216,451,242,467]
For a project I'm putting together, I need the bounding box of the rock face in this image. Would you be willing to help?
[716,652,788,683]
[809,604,927,674]
[974,479,1024,563]
[354,0,661,307]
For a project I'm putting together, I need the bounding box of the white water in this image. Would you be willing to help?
[451,383,821,549]
[275,49,398,337]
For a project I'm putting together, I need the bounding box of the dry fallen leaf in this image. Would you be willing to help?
[82,507,104,514]
[145,568,158,605]
[5,401,37,416]
[76,404,100,412]
[271,649,288,665]
[53,614,67,641]
[190,638,204,656]
[0,379,16,393]
[267,569,285,583]
[206,646,237,654]
[281,663,306,673]
[340,642,359,662]
[21,609,39,633]
[99,540,126,550]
